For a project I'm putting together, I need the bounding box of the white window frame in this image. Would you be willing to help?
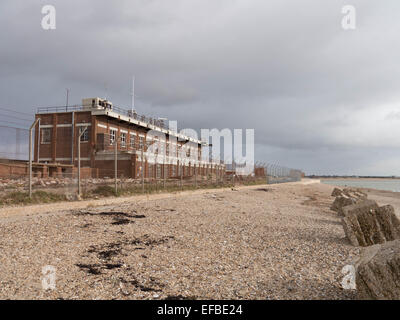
[139,136,144,149]
[41,128,52,144]
[156,164,162,178]
[79,127,89,142]
[130,133,136,148]
[110,129,117,145]
[120,132,126,147]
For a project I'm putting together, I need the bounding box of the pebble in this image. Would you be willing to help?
[0,182,358,299]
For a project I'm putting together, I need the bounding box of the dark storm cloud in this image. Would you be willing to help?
[1,0,400,175]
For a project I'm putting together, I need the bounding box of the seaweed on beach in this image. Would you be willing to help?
[111,217,134,225]
[255,188,271,192]
[128,235,175,247]
[164,295,197,300]
[119,276,165,293]
[75,263,103,275]
[75,262,123,275]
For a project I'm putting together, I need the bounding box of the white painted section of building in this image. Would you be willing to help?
[76,123,92,127]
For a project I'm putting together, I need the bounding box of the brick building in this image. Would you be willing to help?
[34,97,224,179]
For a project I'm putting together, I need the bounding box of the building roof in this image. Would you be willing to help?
[36,98,207,146]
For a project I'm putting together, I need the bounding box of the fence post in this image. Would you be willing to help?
[77,126,88,197]
[114,135,118,194]
[29,118,40,198]
[114,137,117,193]
[163,154,166,189]
[155,156,158,190]
[233,162,236,186]
[195,162,197,188]
[180,162,183,189]
[264,164,268,185]
[141,147,144,193]
[78,133,81,195]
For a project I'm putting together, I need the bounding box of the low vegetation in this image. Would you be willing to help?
[0,191,66,206]
[89,185,118,197]
[0,178,268,207]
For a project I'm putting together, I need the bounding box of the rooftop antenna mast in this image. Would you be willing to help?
[131,75,135,114]
[104,82,108,100]
[66,88,70,111]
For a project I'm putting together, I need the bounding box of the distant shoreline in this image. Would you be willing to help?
[311,177,400,180]
[320,177,400,193]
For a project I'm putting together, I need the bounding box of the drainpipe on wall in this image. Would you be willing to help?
[37,119,41,163]
[71,111,75,165]
[29,118,40,198]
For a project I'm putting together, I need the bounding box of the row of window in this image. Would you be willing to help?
[140,163,218,179]
[40,127,90,144]
[109,130,141,148]
[40,127,200,156]
[108,129,199,155]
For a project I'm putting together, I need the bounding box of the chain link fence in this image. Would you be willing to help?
[254,162,303,184]
[0,124,304,206]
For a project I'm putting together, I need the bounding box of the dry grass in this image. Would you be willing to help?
[0,191,66,206]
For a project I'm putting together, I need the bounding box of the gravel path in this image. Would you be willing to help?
[0,181,361,299]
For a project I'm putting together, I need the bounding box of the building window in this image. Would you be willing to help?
[153,139,159,154]
[130,134,136,148]
[160,143,165,155]
[79,127,89,142]
[41,128,52,144]
[139,136,144,149]
[110,129,116,144]
[165,165,169,178]
[137,164,143,178]
[156,164,161,178]
[121,133,126,147]
[178,145,182,157]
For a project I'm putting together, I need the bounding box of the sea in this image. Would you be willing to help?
[321,179,400,193]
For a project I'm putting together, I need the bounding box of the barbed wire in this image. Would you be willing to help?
[0,106,35,116]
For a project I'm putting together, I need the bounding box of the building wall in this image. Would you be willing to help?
[35,111,92,164]
[93,159,132,178]
[0,162,28,178]
[34,111,221,179]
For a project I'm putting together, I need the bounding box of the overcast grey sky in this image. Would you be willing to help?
[1,0,400,175]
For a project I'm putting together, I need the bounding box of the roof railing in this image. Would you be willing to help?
[36,104,169,130]
[36,104,207,144]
